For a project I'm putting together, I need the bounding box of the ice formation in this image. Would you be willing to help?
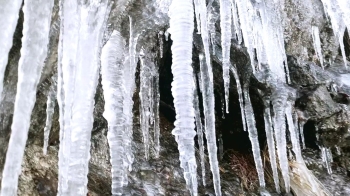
[0,0,53,195]
[1,0,349,195]
[311,26,324,69]
[43,76,57,155]
[101,30,128,195]
[199,55,222,196]
[168,0,198,195]
[0,0,22,99]
[193,73,206,186]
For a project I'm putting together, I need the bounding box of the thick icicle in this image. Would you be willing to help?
[311,26,324,69]
[199,53,222,196]
[168,0,198,195]
[139,48,155,160]
[262,98,280,193]
[101,30,128,195]
[229,65,246,132]
[0,0,53,194]
[0,0,22,99]
[271,87,290,193]
[285,101,303,163]
[193,72,206,187]
[43,76,57,155]
[242,87,266,187]
[65,1,110,195]
[219,0,232,113]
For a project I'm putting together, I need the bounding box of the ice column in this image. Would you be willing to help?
[242,87,265,187]
[199,54,222,196]
[43,76,57,155]
[0,0,22,99]
[219,0,232,113]
[65,1,110,195]
[168,0,198,195]
[0,0,53,195]
[311,26,324,69]
[193,73,206,186]
[263,98,280,193]
[101,30,128,196]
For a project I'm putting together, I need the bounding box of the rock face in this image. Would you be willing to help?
[0,0,349,195]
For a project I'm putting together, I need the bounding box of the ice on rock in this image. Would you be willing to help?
[199,53,222,196]
[0,0,54,195]
[242,87,265,187]
[219,0,232,113]
[311,26,324,69]
[101,30,129,195]
[0,0,22,99]
[43,75,57,155]
[321,147,333,174]
[193,73,206,186]
[168,0,198,195]
[262,97,280,193]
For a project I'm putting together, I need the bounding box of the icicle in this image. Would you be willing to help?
[242,87,265,187]
[298,120,306,149]
[153,63,160,158]
[321,147,333,174]
[311,26,324,69]
[0,0,54,195]
[230,0,242,44]
[164,28,170,41]
[208,6,218,54]
[193,73,206,187]
[63,2,110,195]
[229,65,246,132]
[199,53,222,196]
[262,97,280,193]
[219,0,232,113]
[285,101,303,163]
[101,30,129,196]
[158,31,164,58]
[43,76,57,155]
[0,0,22,99]
[57,0,81,193]
[193,0,201,34]
[139,48,155,160]
[271,88,290,193]
[168,0,198,195]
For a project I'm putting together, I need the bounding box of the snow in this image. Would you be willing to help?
[0,0,53,194]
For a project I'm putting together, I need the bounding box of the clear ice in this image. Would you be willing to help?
[0,0,53,195]
[43,75,57,155]
[168,0,198,195]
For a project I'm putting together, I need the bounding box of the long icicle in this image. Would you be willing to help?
[199,55,222,195]
[66,1,110,195]
[43,75,57,155]
[153,59,161,158]
[229,65,247,132]
[262,97,280,193]
[0,0,22,99]
[0,0,53,194]
[193,69,206,187]
[101,30,128,196]
[219,0,232,113]
[168,0,198,194]
[242,86,266,187]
